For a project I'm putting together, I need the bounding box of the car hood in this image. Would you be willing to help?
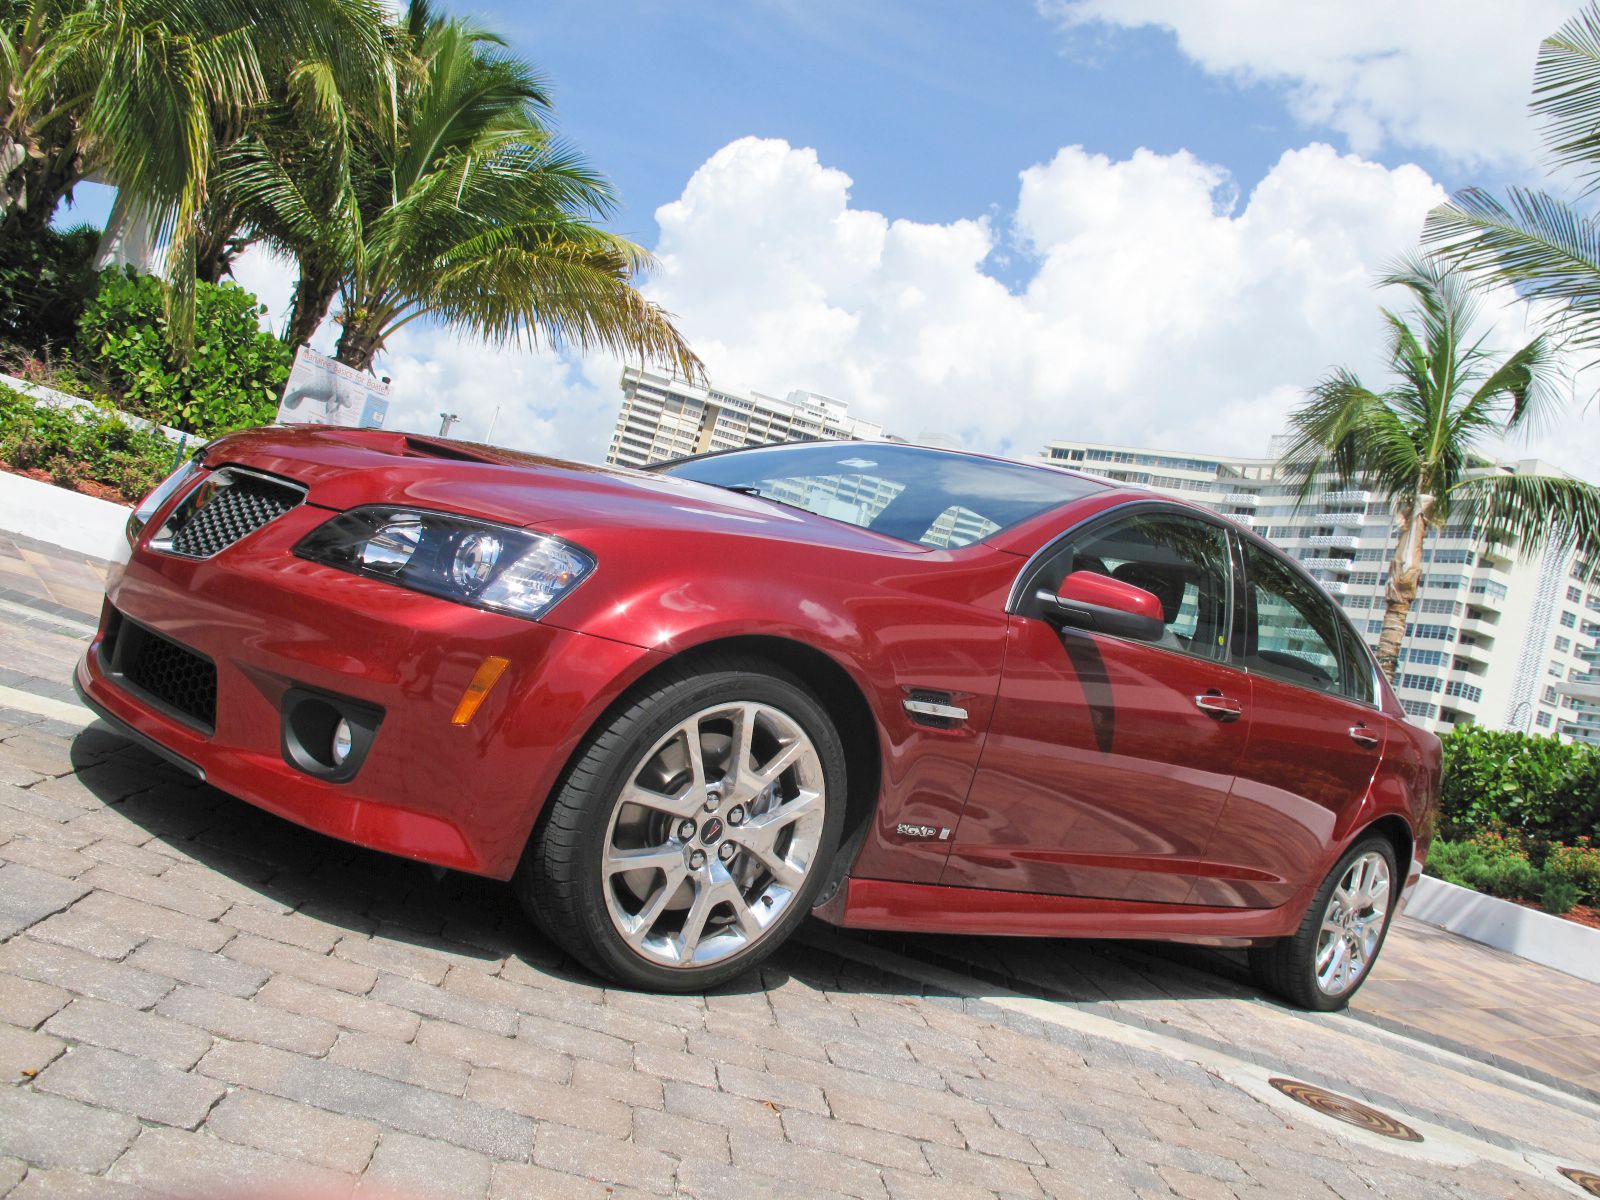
[206,426,933,558]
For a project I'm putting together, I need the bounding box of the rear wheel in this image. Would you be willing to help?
[516,657,846,992]
[1250,836,1397,1011]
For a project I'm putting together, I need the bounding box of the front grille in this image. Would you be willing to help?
[158,468,304,558]
[102,609,217,731]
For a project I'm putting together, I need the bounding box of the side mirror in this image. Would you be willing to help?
[1038,571,1166,642]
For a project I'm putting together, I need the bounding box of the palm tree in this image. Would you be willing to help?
[1280,255,1600,680]
[318,7,699,378]
[0,0,386,329]
[1424,3,1600,349]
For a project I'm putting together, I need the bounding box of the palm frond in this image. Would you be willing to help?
[1423,187,1600,347]
[1533,2,1600,188]
[1279,371,1420,507]
[1451,472,1600,577]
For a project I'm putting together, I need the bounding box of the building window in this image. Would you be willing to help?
[1401,699,1437,719]
[1537,711,1553,728]
[1551,660,1565,678]
[1556,636,1572,652]
[1570,585,1584,602]
[1562,610,1578,628]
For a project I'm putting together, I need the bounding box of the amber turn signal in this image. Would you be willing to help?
[451,656,511,726]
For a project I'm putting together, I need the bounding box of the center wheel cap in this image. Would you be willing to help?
[700,817,724,846]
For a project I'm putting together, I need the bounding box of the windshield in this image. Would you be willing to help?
[656,442,1102,549]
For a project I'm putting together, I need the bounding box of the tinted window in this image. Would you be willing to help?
[1237,540,1359,697]
[657,443,1100,549]
[1033,512,1232,662]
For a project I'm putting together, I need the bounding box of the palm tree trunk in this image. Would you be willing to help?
[283,271,339,352]
[334,320,382,372]
[1376,488,1436,681]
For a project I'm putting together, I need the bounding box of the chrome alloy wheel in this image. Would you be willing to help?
[601,701,826,969]
[1313,851,1391,997]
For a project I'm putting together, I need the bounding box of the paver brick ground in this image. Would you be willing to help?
[2,531,1600,1197]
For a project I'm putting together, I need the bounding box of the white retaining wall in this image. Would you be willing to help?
[1405,874,1600,985]
[0,469,129,562]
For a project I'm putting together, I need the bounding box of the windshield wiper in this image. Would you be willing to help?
[711,483,807,513]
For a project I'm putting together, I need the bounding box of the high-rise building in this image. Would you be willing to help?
[1040,437,1600,742]
[606,367,886,469]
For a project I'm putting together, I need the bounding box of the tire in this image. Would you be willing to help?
[1249,836,1398,1012]
[515,654,847,992]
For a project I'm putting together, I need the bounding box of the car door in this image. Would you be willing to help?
[942,505,1253,903]
[1189,535,1387,908]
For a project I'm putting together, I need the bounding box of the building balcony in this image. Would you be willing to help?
[1303,534,1361,550]
[1301,557,1354,573]
[1220,493,1259,507]
[1316,579,1350,596]
[1321,490,1372,504]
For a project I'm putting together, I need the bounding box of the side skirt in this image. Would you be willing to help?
[814,876,1308,945]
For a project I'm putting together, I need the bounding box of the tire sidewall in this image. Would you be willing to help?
[558,667,847,991]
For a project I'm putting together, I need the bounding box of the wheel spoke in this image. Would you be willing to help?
[617,780,700,820]
[752,738,805,792]
[622,864,688,945]
[676,877,719,963]
[605,844,683,877]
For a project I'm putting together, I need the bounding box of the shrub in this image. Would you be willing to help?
[1542,877,1582,916]
[1425,831,1593,915]
[0,384,186,503]
[78,270,289,437]
[1545,838,1600,906]
[0,225,101,358]
[1439,725,1600,845]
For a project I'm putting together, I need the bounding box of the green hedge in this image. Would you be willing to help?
[0,385,183,503]
[78,270,289,437]
[1439,725,1600,845]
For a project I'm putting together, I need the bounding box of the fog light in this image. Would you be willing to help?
[331,718,354,765]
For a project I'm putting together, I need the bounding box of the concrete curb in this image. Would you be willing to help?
[1406,874,1600,985]
[0,470,130,562]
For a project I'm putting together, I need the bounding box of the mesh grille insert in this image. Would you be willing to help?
[164,470,303,558]
[105,610,217,731]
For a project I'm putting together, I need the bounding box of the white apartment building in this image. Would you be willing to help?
[1041,438,1600,743]
[606,367,886,469]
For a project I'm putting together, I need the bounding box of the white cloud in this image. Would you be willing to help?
[1037,0,1574,167]
[226,135,1600,485]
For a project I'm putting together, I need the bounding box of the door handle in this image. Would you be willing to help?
[1194,693,1244,722]
[1349,725,1381,747]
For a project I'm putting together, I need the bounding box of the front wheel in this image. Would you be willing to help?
[1250,836,1397,1011]
[516,657,846,992]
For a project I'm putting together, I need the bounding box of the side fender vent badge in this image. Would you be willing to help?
[903,690,968,729]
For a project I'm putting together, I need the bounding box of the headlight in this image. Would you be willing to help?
[126,456,206,545]
[295,506,595,621]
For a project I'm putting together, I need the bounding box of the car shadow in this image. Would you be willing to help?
[69,727,1263,1010]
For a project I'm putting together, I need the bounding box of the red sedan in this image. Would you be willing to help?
[76,430,1439,1009]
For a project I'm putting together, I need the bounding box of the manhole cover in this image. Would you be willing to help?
[1560,1167,1600,1196]
[1268,1078,1423,1142]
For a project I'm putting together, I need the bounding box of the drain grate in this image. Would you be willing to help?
[1268,1078,1423,1143]
[1561,1167,1600,1196]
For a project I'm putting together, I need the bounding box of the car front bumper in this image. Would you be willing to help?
[77,503,660,878]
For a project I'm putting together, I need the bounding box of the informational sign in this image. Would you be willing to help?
[275,346,390,429]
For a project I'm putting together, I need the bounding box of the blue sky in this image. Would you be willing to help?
[62,1,1600,478]
[473,0,1505,272]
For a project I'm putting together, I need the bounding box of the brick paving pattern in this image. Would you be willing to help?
[0,530,1598,1197]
